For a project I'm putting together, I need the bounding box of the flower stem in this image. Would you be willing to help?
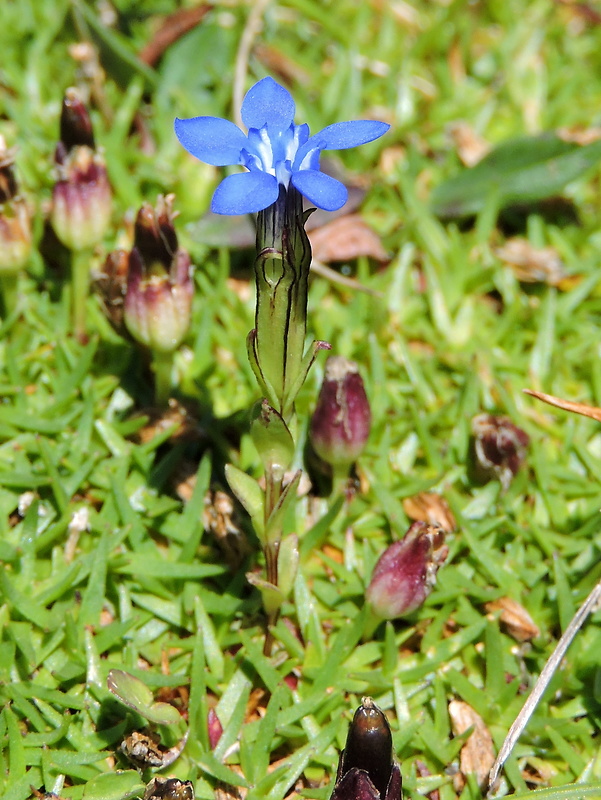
[71,248,92,340]
[0,274,19,318]
[332,463,351,499]
[263,471,283,656]
[152,350,174,407]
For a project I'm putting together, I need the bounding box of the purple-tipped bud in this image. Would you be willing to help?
[471,413,529,490]
[207,707,223,750]
[51,88,111,252]
[0,137,32,273]
[309,356,371,470]
[124,195,193,353]
[366,521,448,619]
[59,87,95,151]
[332,698,402,800]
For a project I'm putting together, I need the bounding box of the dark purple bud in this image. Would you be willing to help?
[51,90,111,252]
[310,356,371,470]
[471,413,529,490]
[134,200,178,271]
[59,87,95,152]
[366,521,448,619]
[124,196,193,353]
[332,698,402,800]
[0,137,31,273]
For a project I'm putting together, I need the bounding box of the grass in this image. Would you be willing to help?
[1,0,601,798]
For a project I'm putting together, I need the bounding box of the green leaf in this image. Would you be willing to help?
[225,463,265,536]
[250,399,295,482]
[81,771,146,800]
[246,573,284,617]
[72,0,158,91]
[507,785,601,800]
[264,470,301,545]
[277,533,299,599]
[431,133,601,219]
[106,669,182,725]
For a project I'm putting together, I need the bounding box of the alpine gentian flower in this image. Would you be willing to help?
[332,698,402,800]
[175,77,389,215]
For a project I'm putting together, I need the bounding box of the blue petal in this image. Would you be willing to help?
[241,77,295,132]
[211,171,279,215]
[309,120,390,150]
[291,170,348,211]
[174,117,248,166]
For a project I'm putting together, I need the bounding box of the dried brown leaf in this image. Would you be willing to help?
[448,122,490,167]
[486,597,540,642]
[254,43,311,85]
[494,238,567,286]
[524,389,601,422]
[133,400,203,445]
[139,7,211,67]
[557,125,601,145]
[308,214,388,264]
[402,492,456,533]
[449,700,495,790]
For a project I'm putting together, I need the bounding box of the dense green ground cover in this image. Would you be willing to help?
[2,1,601,798]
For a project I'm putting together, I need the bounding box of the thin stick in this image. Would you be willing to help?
[311,259,384,298]
[488,576,601,793]
[233,0,272,128]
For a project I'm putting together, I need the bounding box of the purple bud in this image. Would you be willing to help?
[309,356,371,469]
[332,698,402,800]
[366,521,448,619]
[59,87,95,151]
[124,196,193,353]
[471,413,529,490]
[0,137,31,273]
[51,89,111,252]
[207,707,223,750]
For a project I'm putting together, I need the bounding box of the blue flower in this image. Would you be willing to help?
[175,77,390,216]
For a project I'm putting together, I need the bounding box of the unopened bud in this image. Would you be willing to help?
[332,698,402,800]
[207,708,223,750]
[366,521,448,619]
[51,88,111,252]
[309,356,371,470]
[471,413,529,490]
[124,196,193,353]
[0,137,31,273]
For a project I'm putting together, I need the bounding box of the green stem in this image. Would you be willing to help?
[71,249,92,340]
[332,463,351,498]
[263,540,280,656]
[152,349,174,407]
[0,273,19,318]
